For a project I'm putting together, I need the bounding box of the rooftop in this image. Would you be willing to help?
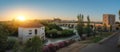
[19,21,44,28]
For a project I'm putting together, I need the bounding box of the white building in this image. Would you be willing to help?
[18,22,45,42]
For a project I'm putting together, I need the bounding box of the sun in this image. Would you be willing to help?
[17,16,26,21]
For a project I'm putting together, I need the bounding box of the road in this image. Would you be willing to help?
[79,31,120,52]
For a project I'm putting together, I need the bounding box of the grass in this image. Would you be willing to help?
[92,37,102,43]
[101,32,113,37]
[57,32,114,52]
[81,32,114,43]
[91,32,113,43]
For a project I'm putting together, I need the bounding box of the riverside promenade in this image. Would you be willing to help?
[80,31,120,52]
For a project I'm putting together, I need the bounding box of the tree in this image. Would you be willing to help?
[103,24,107,32]
[77,14,84,38]
[48,23,63,31]
[93,22,96,37]
[43,22,62,31]
[61,29,74,37]
[110,25,112,32]
[23,36,43,52]
[86,16,91,37]
[0,24,9,52]
[13,41,20,52]
[119,10,120,20]
[2,21,18,36]
[46,29,58,38]
[6,38,16,50]
[119,10,120,28]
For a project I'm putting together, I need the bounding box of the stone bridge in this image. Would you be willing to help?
[56,22,95,28]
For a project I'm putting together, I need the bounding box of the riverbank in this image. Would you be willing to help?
[57,32,114,52]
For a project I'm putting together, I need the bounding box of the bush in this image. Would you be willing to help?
[23,36,43,52]
[93,37,102,43]
[48,23,63,31]
[46,29,75,38]
[63,41,69,46]
[6,38,16,50]
[42,46,50,52]
[0,24,9,52]
[57,42,65,48]
[54,43,60,50]
[43,40,76,52]
[68,39,75,44]
[61,29,74,37]
[13,41,20,52]
[47,44,56,52]
[46,29,58,38]
[40,22,63,31]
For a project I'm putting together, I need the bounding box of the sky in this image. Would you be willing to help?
[0,0,120,21]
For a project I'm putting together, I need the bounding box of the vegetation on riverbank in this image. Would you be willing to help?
[40,21,75,38]
[0,13,116,52]
[77,14,93,40]
[81,32,114,43]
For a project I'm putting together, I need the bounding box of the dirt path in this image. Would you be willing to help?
[57,41,88,52]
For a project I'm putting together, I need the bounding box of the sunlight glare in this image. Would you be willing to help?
[17,16,26,21]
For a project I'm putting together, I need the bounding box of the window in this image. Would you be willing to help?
[41,27,44,30]
[35,29,37,35]
[29,30,32,35]
[42,33,45,35]
[29,38,31,40]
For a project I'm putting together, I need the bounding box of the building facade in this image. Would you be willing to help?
[18,22,45,42]
[103,14,115,30]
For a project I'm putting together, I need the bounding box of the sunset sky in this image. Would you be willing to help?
[0,0,120,21]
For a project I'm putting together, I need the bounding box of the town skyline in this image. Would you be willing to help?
[0,0,120,21]
[0,0,120,52]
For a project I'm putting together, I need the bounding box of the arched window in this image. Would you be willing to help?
[35,29,37,35]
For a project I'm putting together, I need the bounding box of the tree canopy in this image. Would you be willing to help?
[77,14,84,37]
[0,23,9,52]
[23,36,43,52]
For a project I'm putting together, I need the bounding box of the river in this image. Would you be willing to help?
[45,26,80,45]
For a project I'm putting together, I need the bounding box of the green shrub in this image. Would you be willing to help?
[13,41,20,52]
[46,29,58,38]
[46,29,74,38]
[61,29,74,37]
[23,36,43,52]
[6,38,16,50]
[92,37,102,43]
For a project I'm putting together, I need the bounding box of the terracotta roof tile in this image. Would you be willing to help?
[19,22,44,28]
